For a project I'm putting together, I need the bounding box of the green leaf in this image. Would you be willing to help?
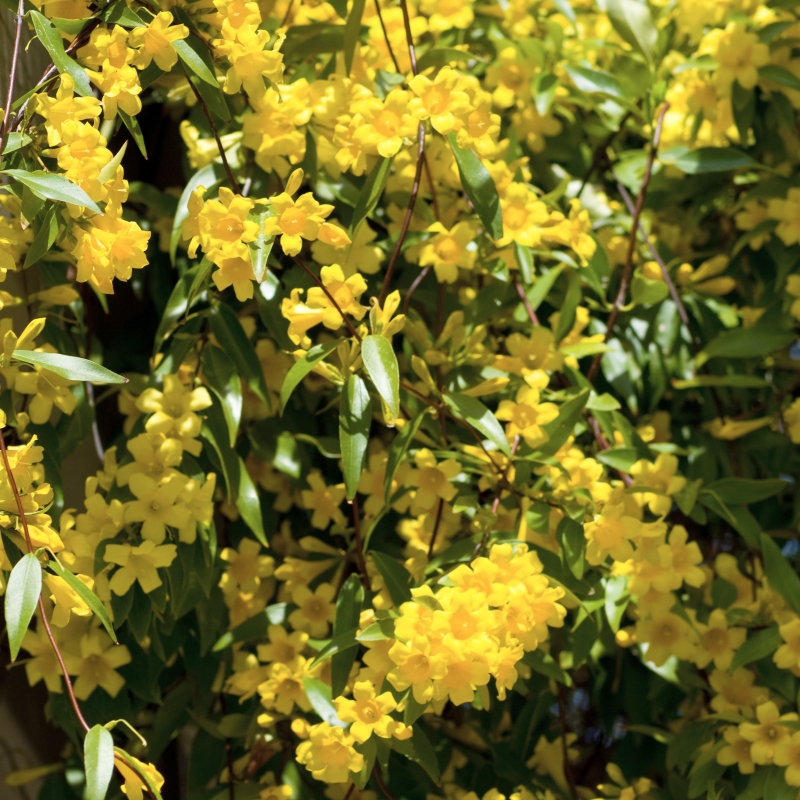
[280,339,342,413]
[340,375,372,500]
[370,551,412,606]
[84,725,114,800]
[209,303,271,405]
[2,169,101,214]
[174,37,218,87]
[201,393,239,501]
[331,574,363,696]
[153,261,208,354]
[565,64,624,99]
[527,264,565,310]
[303,676,345,726]
[212,603,288,651]
[524,649,571,685]
[12,351,127,384]
[247,204,274,283]
[384,411,427,503]
[28,10,93,96]
[696,326,794,365]
[557,517,585,580]
[672,374,768,389]
[356,618,395,641]
[410,725,440,782]
[442,392,511,457]
[48,559,116,642]
[586,392,621,412]
[23,204,59,269]
[350,156,393,239]
[2,132,32,154]
[361,335,399,419]
[100,1,146,26]
[729,626,780,672]
[605,0,657,65]
[534,72,558,116]
[343,0,366,74]
[604,575,629,633]
[310,627,360,668]
[416,48,478,72]
[631,272,669,306]
[759,65,800,92]
[554,270,581,342]
[117,110,148,158]
[596,447,638,472]
[661,146,759,174]
[5,553,42,661]
[201,345,243,447]
[236,456,267,547]
[760,533,800,617]
[514,242,534,284]
[446,132,503,239]
[703,478,787,505]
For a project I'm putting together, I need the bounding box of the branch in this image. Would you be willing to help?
[372,0,400,73]
[514,278,539,326]
[0,429,91,735]
[587,102,669,384]
[0,0,26,159]
[181,64,241,194]
[377,0,423,305]
[351,496,371,592]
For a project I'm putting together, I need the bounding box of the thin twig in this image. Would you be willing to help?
[181,65,240,194]
[0,0,26,158]
[426,498,445,559]
[577,111,632,198]
[0,431,90,734]
[587,102,669,384]
[372,764,400,800]
[402,265,431,314]
[351,496,371,592]
[290,256,362,341]
[377,0,423,305]
[514,278,539,326]
[373,0,401,73]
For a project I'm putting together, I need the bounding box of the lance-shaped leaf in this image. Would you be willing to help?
[201,345,242,447]
[760,534,800,617]
[12,351,127,384]
[446,132,503,239]
[29,11,93,96]
[350,157,393,239]
[343,0,366,75]
[303,676,346,726]
[340,375,372,499]
[443,392,511,457]
[384,411,427,502]
[361,335,399,418]
[330,574,363,696]
[236,455,267,547]
[370,551,412,606]
[605,0,657,65]
[84,725,115,800]
[281,339,342,413]
[5,553,42,661]
[3,170,101,214]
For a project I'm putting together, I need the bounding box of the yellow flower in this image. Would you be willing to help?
[221,538,275,593]
[300,469,347,529]
[130,12,189,71]
[114,755,165,800]
[44,573,94,628]
[22,623,64,693]
[775,731,800,786]
[334,679,411,742]
[388,635,448,703]
[66,629,132,700]
[136,374,212,456]
[289,582,336,637]
[493,183,557,248]
[105,540,178,594]
[495,384,558,448]
[630,454,686,516]
[419,0,473,31]
[258,658,312,715]
[699,21,770,94]
[405,448,460,514]
[264,175,348,256]
[216,27,284,97]
[739,701,798,764]
[774,617,800,671]
[635,612,697,666]
[123,473,191,543]
[717,725,756,775]
[408,67,471,134]
[691,609,746,671]
[311,220,384,277]
[709,667,769,716]
[526,734,578,795]
[351,89,418,159]
[257,624,309,664]
[296,722,365,783]
[417,221,478,284]
[35,74,102,146]
[703,416,772,440]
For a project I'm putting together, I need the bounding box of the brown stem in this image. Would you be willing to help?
[181,65,241,194]
[351,496,371,592]
[377,0,423,305]
[0,0,26,159]
[290,256,362,341]
[402,265,431,314]
[577,111,632,197]
[373,0,401,73]
[378,123,425,305]
[0,430,90,734]
[514,278,539,326]
[426,498,445,559]
[587,102,669,384]
[372,764,399,800]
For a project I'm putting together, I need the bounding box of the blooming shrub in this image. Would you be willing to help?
[2,0,800,799]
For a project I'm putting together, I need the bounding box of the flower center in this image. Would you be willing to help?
[280,207,308,235]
